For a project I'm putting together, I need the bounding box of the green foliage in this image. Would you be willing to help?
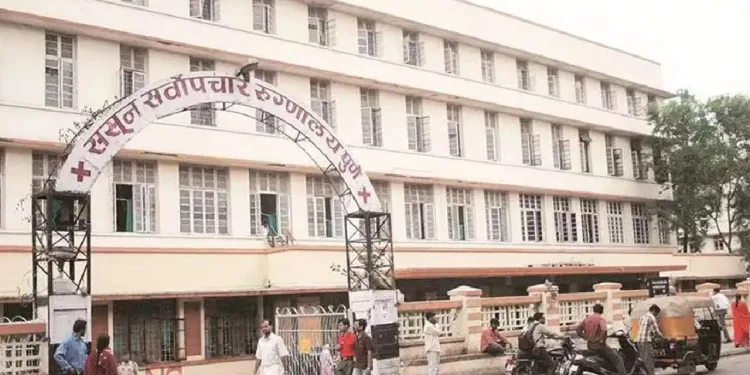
[649,91,750,266]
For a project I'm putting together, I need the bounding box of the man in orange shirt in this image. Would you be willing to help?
[480,318,509,355]
[577,304,626,375]
[335,318,356,375]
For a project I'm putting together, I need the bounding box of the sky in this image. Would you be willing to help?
[469,0,750,98]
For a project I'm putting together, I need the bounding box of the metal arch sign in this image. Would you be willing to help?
[53,71,383,213]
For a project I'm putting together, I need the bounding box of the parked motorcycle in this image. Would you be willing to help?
[506,337,576,375]
[563,330,645,375]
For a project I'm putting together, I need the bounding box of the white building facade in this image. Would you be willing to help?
[0,0,744,371]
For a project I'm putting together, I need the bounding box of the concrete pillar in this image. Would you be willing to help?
[448,285,483,354]
[696,282,720,297]
[736,279,750,302]
[593,282,624,330]
[528,283,560,333]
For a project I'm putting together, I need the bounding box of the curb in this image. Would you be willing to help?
[720,346,750,358]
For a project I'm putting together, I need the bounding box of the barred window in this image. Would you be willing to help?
[179,165,229,234]
[204,298,257,358]
[553,197,577,242]
[485,190,509,242]
[580,199,600,243]
[606,202,624,243]
[113,300,182,364]
[520,194,543,242]
[404,184,435,240]
[446,187,474,241]
[632,203,651,244]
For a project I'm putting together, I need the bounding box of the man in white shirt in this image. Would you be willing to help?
[711,288,732,343]
[423,312,441,375]
[255,320,290,375]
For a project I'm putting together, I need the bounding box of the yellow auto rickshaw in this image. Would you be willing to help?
[630,296,721,375]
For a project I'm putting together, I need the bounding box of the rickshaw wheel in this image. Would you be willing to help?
[677,359,697,375]
[705,362,718,372]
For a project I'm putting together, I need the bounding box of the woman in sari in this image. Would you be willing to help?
[731,294,750,347]
[85,334,119,375]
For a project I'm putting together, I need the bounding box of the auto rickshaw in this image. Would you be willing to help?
[630,296,721,375]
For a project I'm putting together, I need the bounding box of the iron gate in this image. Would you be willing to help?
[275,305,348,375]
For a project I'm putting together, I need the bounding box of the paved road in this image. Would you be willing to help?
[658,353,750,374]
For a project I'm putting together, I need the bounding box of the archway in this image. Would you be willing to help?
[31,67,398,372]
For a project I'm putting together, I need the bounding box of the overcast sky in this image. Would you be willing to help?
[469,0,749,98]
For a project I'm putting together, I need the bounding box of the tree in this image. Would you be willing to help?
[649,91,750,266]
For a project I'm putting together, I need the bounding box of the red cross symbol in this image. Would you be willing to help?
[70,161,91,182]
[357,187,371,204]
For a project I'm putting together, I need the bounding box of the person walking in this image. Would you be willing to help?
[423,312,441,375]
[335,318,356,375]
[84,334,118,375]
[712,288,733,343]
[636,304,663,375]
[254,320,290,375]
[54,319,88,375]
[353,319,374,375]
[731,294,750,347]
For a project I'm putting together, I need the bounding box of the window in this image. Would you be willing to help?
[404,184,435,240]
[254,70,283,135]
[627,89,642,117]
[547,67,559,97]
[113,300,181,364]
[480,50,495,83]
[120,45,147,97]
[520,194,543,242]
[122,0,147,5]
[403,31,424,66]
[712,236,725,251]
[443,41,459,75]
[189,58,215,126]
[190,0,219,21]
[32,152,59,193]
[306,176,344,238]
[252,0,275,34]
[653,147,670,183]
[179,165,229,235]
[516,60,534,91]
[553,197,577,242]
[360,88,382,147]
[310,79,336,129]
[204,298,257,358]
[308,7,335,47]
[574,75,586,104]
[580,199,600,243]
[359,181,391,236]
[357,19,380,57]
[113,160,157,233]
[579,130,592,173]
[45,32,75,108]
[484,111,500,161]
[606,202,624,243]
[447,104,463,157]
[249,170,290,237]
[446,188,474,241]
[406,96,430,153]
[600,82,617,110]
[631,203,650,244]
[631,139,648,180]
[485,190,509,242]
[520,119,541,166]
[551,125,571,170]
[605,135,623,177]
[658,217,670,245]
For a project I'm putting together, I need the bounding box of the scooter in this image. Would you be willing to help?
[564,330,646,375]
[506,338,576,375]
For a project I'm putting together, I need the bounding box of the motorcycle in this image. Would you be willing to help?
[506,337,576,375]
[564,330,645,375]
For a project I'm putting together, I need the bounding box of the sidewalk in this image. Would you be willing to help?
[720,341,750,357]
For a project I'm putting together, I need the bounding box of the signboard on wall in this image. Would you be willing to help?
[648,277,670,298]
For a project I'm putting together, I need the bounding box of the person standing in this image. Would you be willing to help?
[423,312,441,375]
[636,304,663,375]
[54,319,88,375]
[353,319,374,375]
[84,334,118,375]
[711,288,733,343]
[731,294,750,347]
[254,320,290,375]
[335,318,356,375]
[577,304,626,375]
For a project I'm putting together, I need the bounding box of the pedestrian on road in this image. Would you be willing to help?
[423,312,441,375]
[54,319,88,375]
[84,334,118,375]
[731,294,750,347]
[636,304,663,375]
[353,319,374,375]
[712,288,733,343]
[335,318,356,375]
[254,320,290,375]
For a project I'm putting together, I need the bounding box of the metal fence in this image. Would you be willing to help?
[275,305,348,375]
